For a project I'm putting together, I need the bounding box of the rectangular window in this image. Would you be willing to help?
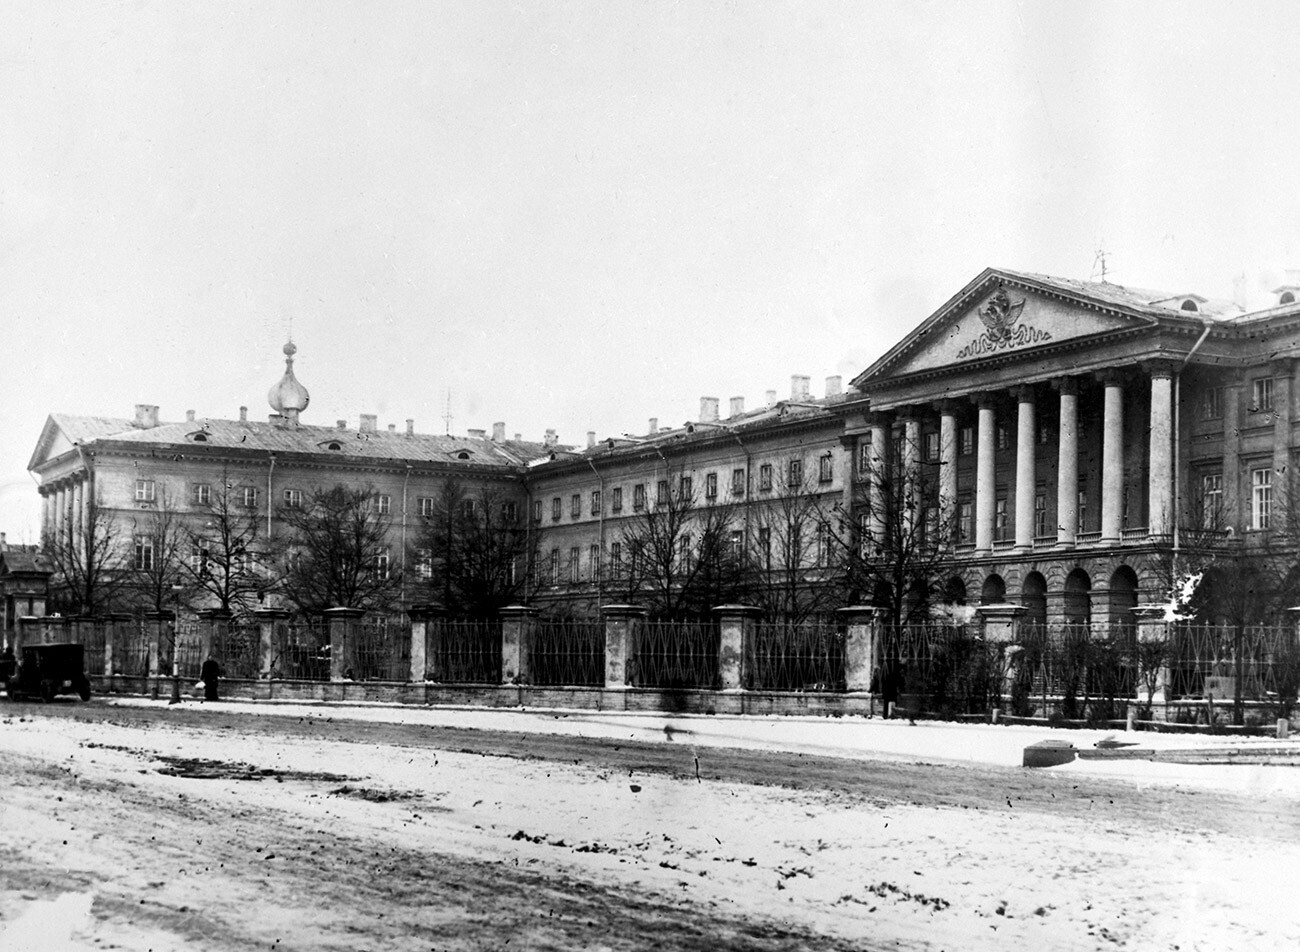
[569,546,580,583]
[705,472,718,499]
[1078,488,1088,533]
[532,500,543,523]
[1201,387,1223,421]
[374,549,390,579]
[923,506,938,544]
[788,458,803,488]
[416,548,432,580]
[589,544,601,580]
[818,455,833,483]
[678,475,693,500]
[192,483,211,506]
[679,534,692,571]
[656,480,669,505]
[857,513,870,557]
[817,522,831,566]
[923,432,940,462]
[958,501,973,543]
[1252,468,1272,530]
[551,497,562,521]
[858,441,872,475]
[994,497,1008,541]
[759,463,773,491]
[241,486,258,508]
[996,426,1009,451]
[633,484,646,511]
[1034,492,1047,538]
[377,494,391,515]
[503,501,518,522]
[134,536,154,571]
[549,548,560,585]
[135,479,156,503]
[610,541,623,578]
[1201,473,1223,529]
[190,543,211,578]
[1038,424,1050,445]
[283,488,302,509]
[418,496,434,518]
[758,526,772,566]
[731,468,745,496]
[959,426,974,456]
[1253,377,1274,413]
[590,490,601,515]
[728,529,743,561]
[570,494,581,518]
[612,487,623,512]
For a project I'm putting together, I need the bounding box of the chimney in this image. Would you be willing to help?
[239,406,248,423]
[492,422,506,441]
[336,419,347,430]
[791,375,810,400]
[406,419,415,437]
[699,397,720,423]
[134,404,159,429]
[648,418,659,435]
[514,433,521,441]
[544,428,558,447]
[765,389,777,406]
[185,409,195,423]
[388,424,396,433]
[825,375,842,398]
[729,396,745,418]
[360,414,378,434]
[468,428,486,439]
[587,430,596,448]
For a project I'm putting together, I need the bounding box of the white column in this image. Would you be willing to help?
[1056,378,1078,547]
[1014,386,1036,551]
[868,416,892,548]
[902,414,920,537]
[40,492,50,538]
[975,395,996,554]
[1147,365,1174,538]
[1100,373,1124,543]
[939,403,958,531]
[1273,358,1294,535]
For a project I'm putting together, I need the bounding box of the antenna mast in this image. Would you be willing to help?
[1092,247,1110,283]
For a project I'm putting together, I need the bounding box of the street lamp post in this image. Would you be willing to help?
[169,583,184,705]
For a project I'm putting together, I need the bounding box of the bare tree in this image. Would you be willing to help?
[183,472,267,614]
[744,471,843,623]
[607,469,744,619]
[276,484,401,615]
[412,479,532,618]
[127,487,192,614]
[42,491,126,615]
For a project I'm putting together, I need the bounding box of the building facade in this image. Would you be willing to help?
[27,267,1300,625]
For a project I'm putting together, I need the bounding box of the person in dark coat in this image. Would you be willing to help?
[200,655,220,701]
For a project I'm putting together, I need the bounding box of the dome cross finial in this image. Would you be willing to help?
[268,339,310,424]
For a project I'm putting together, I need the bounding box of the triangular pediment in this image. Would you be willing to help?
[27,414,133,473]
[855,269,1162,386]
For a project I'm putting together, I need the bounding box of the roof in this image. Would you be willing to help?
[0,550,53,575]
[995,269,1242,321]
[33,414,554,471]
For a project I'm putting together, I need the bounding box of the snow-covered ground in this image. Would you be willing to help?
[2,699,1298,950]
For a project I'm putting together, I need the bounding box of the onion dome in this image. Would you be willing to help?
[268,341,310,421]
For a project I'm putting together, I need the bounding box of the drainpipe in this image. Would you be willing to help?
[586,457,605,606]
[266,454,276,538]
[400,464,412,605]
[1172,317,1216,574]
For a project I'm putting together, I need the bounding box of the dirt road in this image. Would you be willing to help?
[2,700,1297,950]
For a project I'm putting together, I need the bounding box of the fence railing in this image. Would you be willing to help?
[531,618,604,687]
[214,621,262,680]
[349,616,410,682]
[748,621,846,691]
[427,619,501,684]
[629,619,720,689]
[271,620,330,681]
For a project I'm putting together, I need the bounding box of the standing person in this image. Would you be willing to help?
[200,654,220,702]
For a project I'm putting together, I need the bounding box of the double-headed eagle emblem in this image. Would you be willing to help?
[978,286,1026,343]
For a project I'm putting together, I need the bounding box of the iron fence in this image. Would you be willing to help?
[629,619,720,689]
[883,624,1001,716]
[427,619,501,684]
[115,621,152,678]
[531,618,604,686]
[82,619,107,676]
[173,620,204,679]
[748,621,846,691]
[212,620,262,680]
[1164,623,1300,715]
[272,620,330,681]
[351,616,410,681]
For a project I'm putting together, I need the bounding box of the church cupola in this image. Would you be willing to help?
[268,341,310,425]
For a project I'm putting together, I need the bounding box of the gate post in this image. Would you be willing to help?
[713,605,761,691]
[838,606,883,695]
[144,611,175,684]
[601,605,645,689]
[196,609,230,664]
[976,603,1027,709]
[253,608,290,679]
[324,607,364,681]
[407,603,446,682]
[499,605,538,684]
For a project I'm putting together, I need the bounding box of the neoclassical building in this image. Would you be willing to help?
[27,267,1300,625]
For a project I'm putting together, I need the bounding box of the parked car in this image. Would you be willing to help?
[4,643,91,702]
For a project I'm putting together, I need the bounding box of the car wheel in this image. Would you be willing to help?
[77,678,91,702]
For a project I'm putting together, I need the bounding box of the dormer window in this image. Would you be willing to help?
[187,430,209,443]
[456,450,471,460]
[1180,299,1199,312]
[327,442,341,451]
[1283,291,1296,305]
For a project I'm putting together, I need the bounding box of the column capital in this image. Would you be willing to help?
[1142,359,1178,380]
[1011,384,1037,404]
[1052,376,1080,395]
[970,391,998,410]
[936,398,962,416]
[1095,367,1127,388]
[866,409,895,427]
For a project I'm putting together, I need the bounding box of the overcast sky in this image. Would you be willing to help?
[3,1,1299,541]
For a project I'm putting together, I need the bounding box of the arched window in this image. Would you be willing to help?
[980,573,1006,605]
[1022,572,1048,629]
[1282,291,1296,305]
[1181,299,1199,312]
[1064,568,1092,627]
